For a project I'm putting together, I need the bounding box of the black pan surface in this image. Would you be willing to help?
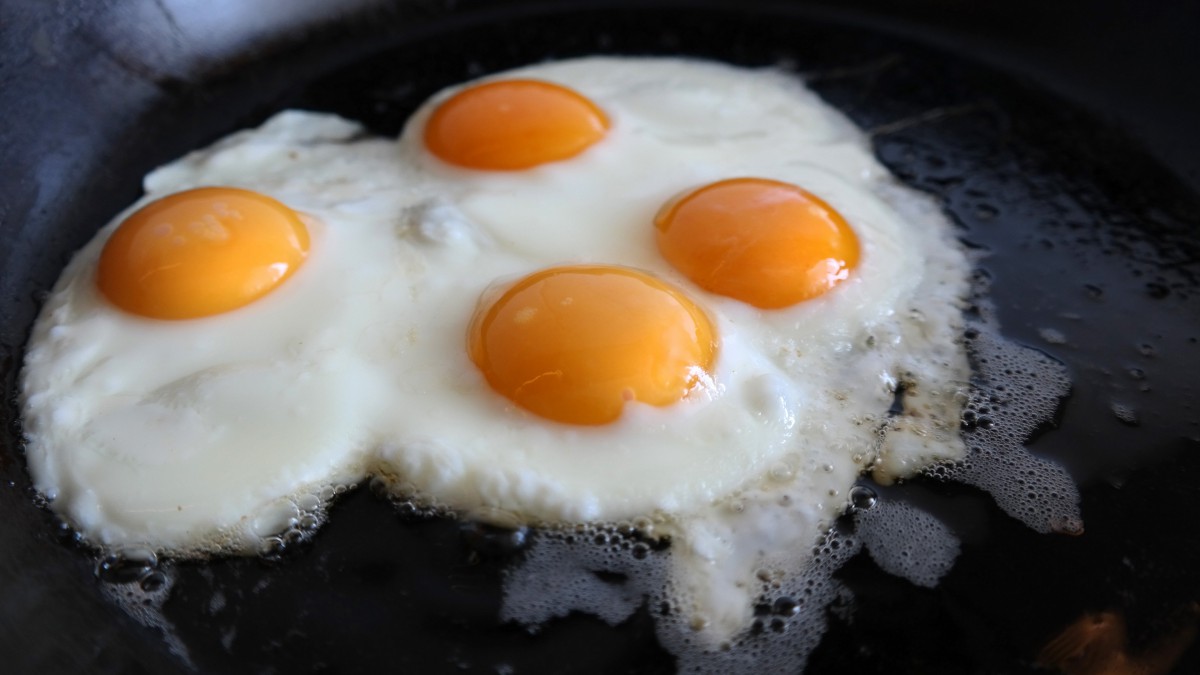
[3,1,1200,673]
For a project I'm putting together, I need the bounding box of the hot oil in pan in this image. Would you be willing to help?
[52,9,1200,675]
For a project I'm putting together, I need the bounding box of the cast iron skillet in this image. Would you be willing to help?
[3,1,1200,673]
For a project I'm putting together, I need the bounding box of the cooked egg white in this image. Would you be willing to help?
[21,57,970,639]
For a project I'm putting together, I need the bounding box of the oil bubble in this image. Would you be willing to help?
[96,549,158,584]
[849,485,878,510]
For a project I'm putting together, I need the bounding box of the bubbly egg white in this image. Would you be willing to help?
[22,57,971,639]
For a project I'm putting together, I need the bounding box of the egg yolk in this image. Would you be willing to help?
[424,79,609,170]
[96,187,310,320]
[654,178,860,309]
[468,265,717,426]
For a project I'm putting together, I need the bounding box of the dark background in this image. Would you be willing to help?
[2,1,1199,673]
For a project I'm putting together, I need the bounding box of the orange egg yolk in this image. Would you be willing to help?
[96,187,310,320]
[424,79,609,170]
[468,265,717,426]
[654,178,860,309]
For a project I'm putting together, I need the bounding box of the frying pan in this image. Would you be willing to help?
[3,1,1199,673]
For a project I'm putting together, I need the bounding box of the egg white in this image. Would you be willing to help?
[22,57,971,637]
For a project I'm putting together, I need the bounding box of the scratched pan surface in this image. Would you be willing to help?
[2,1,1200,673]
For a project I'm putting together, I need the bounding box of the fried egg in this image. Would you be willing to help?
[21,57,971,639]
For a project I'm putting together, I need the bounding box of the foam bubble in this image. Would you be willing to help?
[96,553,191,669]
[937,326,1082,535]
[855,499,959,587]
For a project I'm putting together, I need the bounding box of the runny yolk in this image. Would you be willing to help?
[423,79,609,171]
[654,177,860,309]
[468,265,717,426]
[96,187,310,320]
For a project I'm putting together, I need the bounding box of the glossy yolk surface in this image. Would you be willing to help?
[96,187,310,320]
[424,79,609,170]
[468,265,717,426]
[654,178,860,309]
